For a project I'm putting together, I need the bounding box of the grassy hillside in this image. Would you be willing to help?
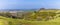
[0,16,60,25]
[0,16,59,25]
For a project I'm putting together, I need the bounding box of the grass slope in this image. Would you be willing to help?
[20,17,60,25]
[0,16,60,25]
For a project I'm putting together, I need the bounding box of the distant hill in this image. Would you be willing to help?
[0,9,37,11]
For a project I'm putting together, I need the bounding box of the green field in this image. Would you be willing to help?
[0,16,60,25]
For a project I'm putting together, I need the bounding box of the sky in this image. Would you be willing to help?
[0,0,60,9]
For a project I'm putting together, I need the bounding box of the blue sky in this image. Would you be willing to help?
[0,0,60,9]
